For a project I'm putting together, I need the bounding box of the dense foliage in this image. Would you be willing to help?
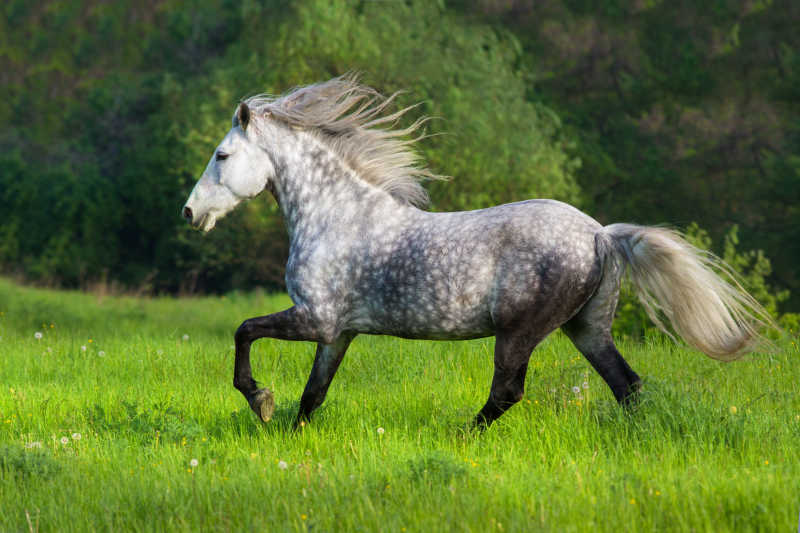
[1,1,797,316]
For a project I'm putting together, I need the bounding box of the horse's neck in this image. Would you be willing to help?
[272,133,410,243]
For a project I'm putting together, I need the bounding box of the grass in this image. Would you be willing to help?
[0,277,798,532]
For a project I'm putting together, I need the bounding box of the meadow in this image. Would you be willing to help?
[0,277,798,532]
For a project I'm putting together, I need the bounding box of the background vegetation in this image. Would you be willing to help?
[1,0,798,316]
[2,4,799,530]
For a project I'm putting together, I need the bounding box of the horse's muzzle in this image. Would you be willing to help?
[182,205,208,230]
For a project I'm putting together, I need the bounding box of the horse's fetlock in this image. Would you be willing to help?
[233,375,254,393]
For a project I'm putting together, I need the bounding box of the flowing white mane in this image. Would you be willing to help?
[243,75,445,207]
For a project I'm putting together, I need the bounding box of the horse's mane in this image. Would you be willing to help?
[243,74,445,207]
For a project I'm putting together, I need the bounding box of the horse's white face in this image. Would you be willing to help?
[182,103,274,232]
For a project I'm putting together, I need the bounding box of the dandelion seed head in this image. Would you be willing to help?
[377,427,385,435]
[60,436,69,445]
[190,458,199,467]
[182,334,189,341]
[571,386,581,394]
[72,432,81,440]
[34,332,43,339]
[98,351,106,357]
[582,381,589,389]
[278,460,288,470]
[81,345,87,352]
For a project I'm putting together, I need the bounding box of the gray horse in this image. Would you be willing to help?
[182,76,771,429]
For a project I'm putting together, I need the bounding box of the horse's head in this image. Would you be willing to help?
[182,102,275,232]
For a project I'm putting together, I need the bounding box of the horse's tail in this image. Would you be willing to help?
[599,223,775,360]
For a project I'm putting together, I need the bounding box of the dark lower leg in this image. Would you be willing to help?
[473,363,529,428]
[582,344,640,405]
[473,332,536,429]
[562,320,641,406]
[232,306,320,421]
[295,333,355,427]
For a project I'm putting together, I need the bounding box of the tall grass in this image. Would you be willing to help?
[0,278,798,532]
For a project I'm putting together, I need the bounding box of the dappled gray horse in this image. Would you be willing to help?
[183,76,770,429]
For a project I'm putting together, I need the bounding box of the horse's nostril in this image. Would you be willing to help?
[182,206,193,222]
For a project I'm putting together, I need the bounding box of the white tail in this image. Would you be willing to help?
[602,224,775,360]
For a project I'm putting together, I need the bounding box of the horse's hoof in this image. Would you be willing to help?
[250,388,275,422]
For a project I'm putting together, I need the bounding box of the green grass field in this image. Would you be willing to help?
[0,277,798,532]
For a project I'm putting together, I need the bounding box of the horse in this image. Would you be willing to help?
[182,75,772,429]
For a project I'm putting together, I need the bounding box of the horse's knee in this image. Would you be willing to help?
[234,319,253,345]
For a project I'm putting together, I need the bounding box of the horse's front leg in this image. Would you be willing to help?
[233,306,321,422]
[295,332,356,429]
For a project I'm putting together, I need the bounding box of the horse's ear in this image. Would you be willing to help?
[237,102,251,131]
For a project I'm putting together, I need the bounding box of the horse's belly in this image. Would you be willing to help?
[351,284,496,340]
[360,311,495,340]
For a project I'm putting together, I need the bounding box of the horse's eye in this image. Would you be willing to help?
[216,151,229,161]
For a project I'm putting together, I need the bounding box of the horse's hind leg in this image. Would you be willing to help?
[295,333,355,428]
[561,282,641,405]
[473,331,541,429]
